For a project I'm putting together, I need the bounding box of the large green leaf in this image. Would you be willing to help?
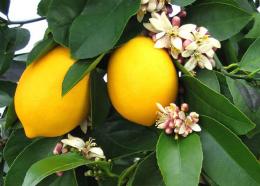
[90,69,111,128]
[69,0,140,59]
[182,76,255,135]
[196,70,220,92]
[47,0,86,46]
[200,116,260,186]
[171,0,195,7]
[22,152,110,186]
[239,38,260,72]
[131,153,165,186]
[0,80,16,107]
[37,0,52,16]
[226,77,260,135]
[62,54,104,96]
[38,171,77,186]
[27,36,57,66]
[4,137,61,186]
[3,129,32,166]
[186,2,253,40]
[93,117,158,158]
[156,133,203,186]
[246,13,260,38]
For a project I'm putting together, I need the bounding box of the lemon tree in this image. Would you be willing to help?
[1,0,260,186]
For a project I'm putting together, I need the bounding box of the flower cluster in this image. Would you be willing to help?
[137,0,169,22]
[156,103,201,139]
[59,134,105,160]
[144,12,221,72]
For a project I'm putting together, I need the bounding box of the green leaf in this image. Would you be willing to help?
[182,76,255,135]
[226,77,260,136]
[69,0,140,59]
[38,170,77,186]
[156,133,203,186]
[239,38,260,72]
[37,0,52,16]
[200,115,260,186]
[22,152,110,186]
[243,133,260,158]
[172,0,195,7]
[90,69,111,128]
[132,153,165,186]
[3,129,32,166]
[0,80,16,107]
[246,13,260,38]
[4,137,61,186]
[196,70,220,92]
[118,162,138,186]
[27,36,57,66]
[0,0,10,15]
[47,0,86,46]
[93,117,158,158]
[186,2,253,40]
[62,54,104,96]
[3,101,17,129]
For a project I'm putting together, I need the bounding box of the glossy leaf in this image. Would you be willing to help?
[27,36,57,66]
[239,38,260,72]
[3,101,17,129]
[200,116,260,186]
[156,133,203,186]
[69,0,140,59]
[47,0,86,46]
[171,0,195,6]
[22,152,110,186]
[38,171,77,186]
[246,13,260,38]
[37,0,52,16]
[182,76,255,135]
[186,2,253,40]
[196,70,220,92]
[132,153,165,186]
[4,137,61,186]
[90,70,111,128]
[62,54,104,96]
[3,129,32,166]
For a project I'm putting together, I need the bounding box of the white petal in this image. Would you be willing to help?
[178,30,194,40]
[182,50,194,58]
[157,0,165,10]
[89,147,105,159]
[179,24,197,32]
[160,12,173,31]
[198,27,208,37]
[171,37,183,50]
[209,38,221,48]
[154,36,170,48]
[149,18,164,32]
[151,12,160,19]
[186,41,198,50]
[184,57,197,71]
[141,0,149,4]
[190,123,201,132]
[200,55,212,70]
[178,111,186,120]
[155,32,166,40]
[143,23,158,33]
[178,124,186,134]
[61,134,85,151]
[197,43,213,53]
[205,49,215,58]
[147,0,157,12]
[170,49,179,59]
[156,103,167,113]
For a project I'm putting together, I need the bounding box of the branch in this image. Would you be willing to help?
[7,17,46,25]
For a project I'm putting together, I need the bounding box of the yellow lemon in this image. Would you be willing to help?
[14,47,89,138]
[107,36,178,126]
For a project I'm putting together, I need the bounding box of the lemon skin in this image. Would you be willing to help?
[107,36,178,126]
[14,47,89,138]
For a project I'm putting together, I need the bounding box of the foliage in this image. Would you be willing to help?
[0,0,260,186]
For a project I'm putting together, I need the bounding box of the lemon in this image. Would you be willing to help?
[107,36,178,126]
[14,47,89,138]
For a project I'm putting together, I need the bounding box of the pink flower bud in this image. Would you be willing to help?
[165,127,173,134]
[56,172,63,177]
[178,10,187,18]
[171,16,181,27]
[181,103,189,112]
[169,121,175,128]
[175,119,183,127]
[53,142,63,155]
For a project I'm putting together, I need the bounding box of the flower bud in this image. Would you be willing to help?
[165,127,173,134]
[178,10,187,18]
[171,16,181,27]
[53,143,63,155]
[181,103,189,112]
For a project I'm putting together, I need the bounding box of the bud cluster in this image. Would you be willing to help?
[156,103,201,139]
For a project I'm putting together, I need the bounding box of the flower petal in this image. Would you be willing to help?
[178,124,186,134]
[171,37,183,50]
[184,57,197,71]
[149,18,164,32]
[197,43,213,53]
[186,41,198,50]
[61,134,85,151]
[190,123,201,132]
[182,50,194,58]
[200,55,212,70]
[154,36,170,48]
[198,27,208,37]
[147,0,157,12]
[89,147,105,159]
[160,12,173,31]
[205,49,215,58]
[143,23,158,33]
[209,37,221,48]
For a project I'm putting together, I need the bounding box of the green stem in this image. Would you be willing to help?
[7,17,45,25]
[229,67,240,74]
[173,60,193,77]
[223,63,239,71]
[247,68,260,79]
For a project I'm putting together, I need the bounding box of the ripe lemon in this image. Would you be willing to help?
[107,36,178,126]
[14,47,89,138]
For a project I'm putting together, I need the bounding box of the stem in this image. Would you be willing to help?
[173,60,193,77]
[223,63,239,71]
[7,17,45,25]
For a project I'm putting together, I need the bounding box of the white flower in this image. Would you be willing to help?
[88,147,106,159]
[144,12,196,59]
[184,51,213,71]
[61,134,85,151]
